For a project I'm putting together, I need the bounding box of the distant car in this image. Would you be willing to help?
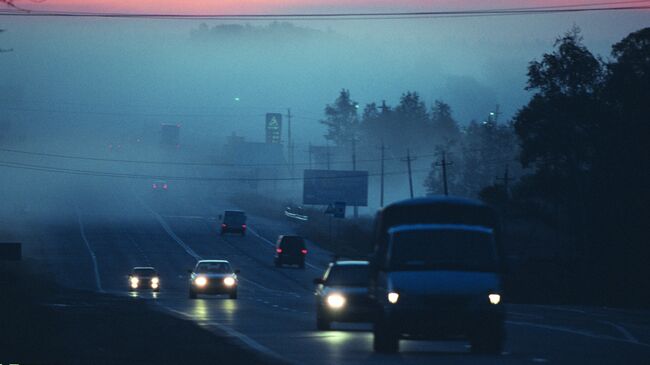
[128,267,160,292]
[152,179,168,191]
[188,260,239,299]
[220,210,246,236]
[274,235,307,269]
[313,260,374,330]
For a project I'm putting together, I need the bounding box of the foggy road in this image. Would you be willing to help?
[11,187,650,365]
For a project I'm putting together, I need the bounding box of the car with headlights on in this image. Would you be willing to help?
[128,267,161,292]
[189,260,239,299]
[152,179,168,191]
[313,260,375,330]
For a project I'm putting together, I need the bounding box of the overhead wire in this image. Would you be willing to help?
[0,1,648,20]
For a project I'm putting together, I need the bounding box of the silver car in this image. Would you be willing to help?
[188,260,239,299]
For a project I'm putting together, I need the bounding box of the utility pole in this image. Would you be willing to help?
[436,151,453,196]
[402,149,416,199]
[307,142,313,169]
[495,165,512,198]
[496,164,513,242]
[287,108,293,174]
[326,143,331,170]
[379,142,385,207]
[352,137,358,218]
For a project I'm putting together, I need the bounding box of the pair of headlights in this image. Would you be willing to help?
[193,276,236,287]
[130,276,160,289]
[384,292,501,305]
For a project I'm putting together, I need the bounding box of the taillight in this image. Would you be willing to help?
[221,224,227,228]
[152,184,157,189]
[276,248,282,253]
[163,184,168,189]
[301,249,308,255]
[242,224,247,229]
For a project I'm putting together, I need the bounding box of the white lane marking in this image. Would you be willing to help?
[531,358,548,363]
[160,305,285,361]
[162,215,210,220]
[137,197,302,299]
[136,195,201,261]
[75,207,104,293]
[247,226,321,271]
[600,320,640,344]
[507,320,650,348]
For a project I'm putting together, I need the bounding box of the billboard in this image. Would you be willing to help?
[303,169,368,206]
[265,113,282,144]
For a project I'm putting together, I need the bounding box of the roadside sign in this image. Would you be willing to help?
[265,113,282,144]
[303,169,368,206]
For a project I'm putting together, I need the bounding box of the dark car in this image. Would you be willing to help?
[220,210,247,236]
[314,261,374,330]
[274,235,307,268]
[128,267,160,292]
[188,260,239,299]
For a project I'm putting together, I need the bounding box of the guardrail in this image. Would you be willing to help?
[284,209,309,222]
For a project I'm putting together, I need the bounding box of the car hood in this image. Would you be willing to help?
[388,270,500,296]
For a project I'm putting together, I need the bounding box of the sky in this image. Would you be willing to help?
[6,0,650,13]
[0,1,648,148]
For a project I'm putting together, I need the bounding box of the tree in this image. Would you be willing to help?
[360,100,393,147]
[430,100,460,144]
[513,28,603,224]
[591,27,650,304]
[320,89,359,147]
[511,26,650,305]
[392,91,431,153]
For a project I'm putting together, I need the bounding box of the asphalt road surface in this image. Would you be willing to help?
[11,183,650,365]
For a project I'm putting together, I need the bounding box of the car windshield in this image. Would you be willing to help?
[133,268,156,277]
[325,265,370,287]
[196,262,232,274]
[389,228,498,272]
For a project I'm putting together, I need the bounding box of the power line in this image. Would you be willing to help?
[0,158,432,181]
[1,2,648,20]
[0,146,439,167]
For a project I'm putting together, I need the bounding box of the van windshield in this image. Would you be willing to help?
[389,228,498,272]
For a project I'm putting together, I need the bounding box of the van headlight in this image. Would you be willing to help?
[326,293,346,309]
[194,276,208,287]
[387,292,399,304]
[130,277,139,289]
[151,277,160,284]
[488,293,501,305]
[223,276,236,287]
